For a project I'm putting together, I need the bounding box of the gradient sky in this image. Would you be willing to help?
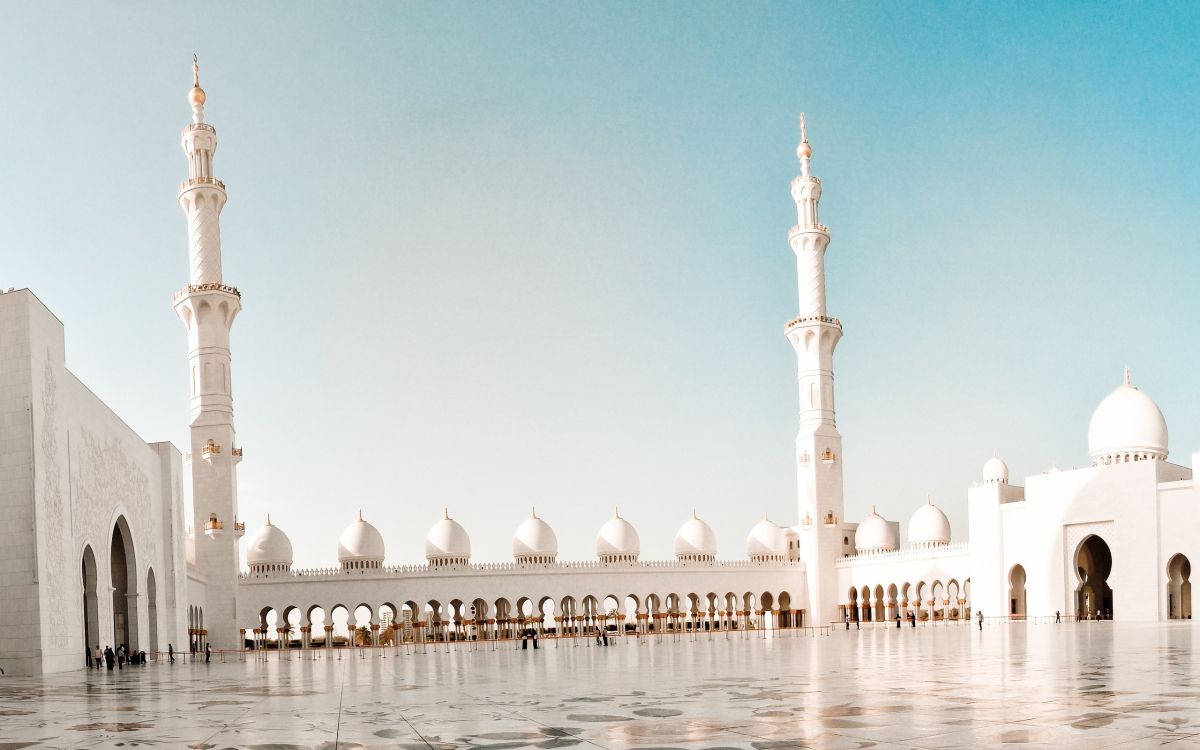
[2,3,1198,567]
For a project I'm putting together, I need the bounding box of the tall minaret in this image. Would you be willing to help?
[785,115,845,627]
[173,56,243,648]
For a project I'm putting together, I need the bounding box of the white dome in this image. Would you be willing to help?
[674,513,717,559]
[246,517,293,566]
[746,516,788,560]
[982,454,1009,484]
[596,509,640,559]
[907,499,951,547]
[1088,369,1168,464]
[425,510,471,561]
[337,513,386,563]
[854,508,896,553]
[513,510,558,560]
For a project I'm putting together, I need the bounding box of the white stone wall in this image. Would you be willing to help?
[0,289,185,675]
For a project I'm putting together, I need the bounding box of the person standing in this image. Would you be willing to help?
[895,613,901,629]
[93,645,102,669]
[103,646,115,671]
[205,642,211,663]
[976,610,983,630]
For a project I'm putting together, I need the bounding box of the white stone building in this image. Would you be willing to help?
[0,66,1195,675]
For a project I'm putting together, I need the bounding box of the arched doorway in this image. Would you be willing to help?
[1008,564,1027,618]
[81,546,99,659]
[1167,554,1191,620]
[146,568,158,655]
[1075,535,1113,619]
[110,518,139,650]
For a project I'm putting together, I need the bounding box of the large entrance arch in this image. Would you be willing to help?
[1168,554,1191,620]
[81,546,99,659]
[1075,535,1113,619]
[110,518,139,650]
[1008,564,1027,618]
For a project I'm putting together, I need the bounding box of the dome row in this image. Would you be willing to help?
[246,509,796,571]
[853,499,951,554]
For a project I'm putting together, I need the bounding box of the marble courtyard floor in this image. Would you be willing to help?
[5,623,1200,749]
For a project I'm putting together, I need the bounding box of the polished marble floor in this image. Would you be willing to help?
[5,622,1200,749]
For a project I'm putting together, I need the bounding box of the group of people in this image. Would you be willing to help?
[88,644,145,670]
[86,641,211,670]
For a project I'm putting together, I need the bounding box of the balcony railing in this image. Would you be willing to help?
[178,176,225,192]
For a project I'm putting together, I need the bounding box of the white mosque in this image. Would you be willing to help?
[0,64,1195,676]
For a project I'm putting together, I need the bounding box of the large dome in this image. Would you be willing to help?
[513,510,558,561]
[425,510,471,562]
[746,516,788,560]
[246,517,293,566]
[596,509,640,560]
[854,507,896,554]
[674,512,717,560]
[337,512,386,565]
[908,499,951,548]
[1088,369,1168,464]
[982,454,1009,484]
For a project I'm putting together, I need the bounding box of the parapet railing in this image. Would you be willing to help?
[835,542,970,565]
[242,558,803,581]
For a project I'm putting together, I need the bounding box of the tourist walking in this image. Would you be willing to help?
[205,642,211,663]
[103,646,114,670]
[1055,610,1061,623]
[93,645,101,669]
[895,613,901,629]
[976,610,983,630]
[168,643,175,663]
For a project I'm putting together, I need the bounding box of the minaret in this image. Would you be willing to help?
[785,115,845,627]
[173,56,243,648]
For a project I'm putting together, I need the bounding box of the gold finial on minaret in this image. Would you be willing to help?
[1124,365,1131,386]
[189,54,207,107]
[797,112,812,161]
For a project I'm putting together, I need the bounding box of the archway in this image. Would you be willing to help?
[81,546,99,661]
[146,568,158,655]
[110,518,139,650]
[1168,554,1192,620]
[1075,535,1113,619]
[1008,564,1027,618]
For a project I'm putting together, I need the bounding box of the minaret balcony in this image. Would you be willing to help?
[203,512,225,538]
[201,439,221,462]
[178,176,225,192]
[184,122,216,134]
[785,315,841,331]
[233,520,246,539]
[172,282,241,304]
[788,223,829,240]
[232,447,243,464]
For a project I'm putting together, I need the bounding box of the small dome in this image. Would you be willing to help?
[425,510,471,562]
[596,508,640,560]
[246,517,293,566]
[983,454,1009,484]
[854,507,897,554]
[513,509,558,560]
[674,512,717,560]
[1088,369,1168,464]
[337,512,385,563]
[908,499,951,548]
[746,516,788,560]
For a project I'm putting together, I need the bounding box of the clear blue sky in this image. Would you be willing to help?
[2,3,1198,566]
